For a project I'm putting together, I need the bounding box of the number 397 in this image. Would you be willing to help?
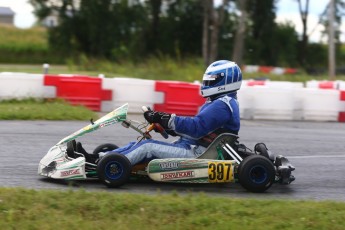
[208,162,234,183]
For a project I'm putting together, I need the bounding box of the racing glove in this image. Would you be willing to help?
[144,111,172,129]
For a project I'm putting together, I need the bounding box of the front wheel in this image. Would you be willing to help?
[238,155,275,193]
[96,153,132,188]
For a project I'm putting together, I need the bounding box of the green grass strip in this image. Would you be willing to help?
[0,187,344,230]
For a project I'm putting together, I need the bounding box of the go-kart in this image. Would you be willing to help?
[38,104,295,193]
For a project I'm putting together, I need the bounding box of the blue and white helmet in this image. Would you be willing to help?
[200,60,242,98]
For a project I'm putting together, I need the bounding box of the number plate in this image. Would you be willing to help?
[208,161,234,183]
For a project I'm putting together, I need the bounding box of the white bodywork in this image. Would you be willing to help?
[38,144,86,179]
[38,104,129,179]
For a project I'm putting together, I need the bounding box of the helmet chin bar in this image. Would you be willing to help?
[201,81,242,98]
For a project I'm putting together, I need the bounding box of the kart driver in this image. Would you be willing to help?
[79,60,242,165]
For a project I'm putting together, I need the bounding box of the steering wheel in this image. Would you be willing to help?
[147,123,169,139]
[142,106,169,139]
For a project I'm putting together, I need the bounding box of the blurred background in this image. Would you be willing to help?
[0,0,344,81]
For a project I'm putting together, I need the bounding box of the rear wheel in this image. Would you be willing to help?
[238,155,275,193]
[96,153,131,188]
[93,143,119,155]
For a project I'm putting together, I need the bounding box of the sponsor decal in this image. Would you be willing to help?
[217,86,225,91]
[60,168,81,177]
[161,170,195,180]
[100,119,117,128]
[159,162,180,170]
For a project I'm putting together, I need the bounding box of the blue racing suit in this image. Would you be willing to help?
[110,92,240,165]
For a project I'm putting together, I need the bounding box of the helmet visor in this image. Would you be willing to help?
[202,73,224,87]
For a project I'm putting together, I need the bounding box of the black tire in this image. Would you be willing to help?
[254,143,270,159]
[238,155,275,193]
[93,143,119,154]
[96,153,131,188]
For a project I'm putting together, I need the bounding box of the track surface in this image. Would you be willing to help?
[1,117,345,201]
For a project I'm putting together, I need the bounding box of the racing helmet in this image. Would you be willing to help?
[201,60,242,98]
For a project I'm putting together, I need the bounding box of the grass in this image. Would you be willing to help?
[0,25,63,64]
[0,99,97,120]
[66,55,206,82]
[0,63,73,75]
[0,187,344,230]
[2,60,345,83]
[0,25,48,52]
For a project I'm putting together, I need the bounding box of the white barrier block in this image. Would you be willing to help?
[237,87,255,119]
[296,88,342,121]
[243,65,259,73]
[337,81,345,90]
[271,67,285,75]
[238,86,303,120]
[0,73,55,99]
[101,77,164,113]
[252,87,300,120]
[265,81,304,89]
[306,80,320,89]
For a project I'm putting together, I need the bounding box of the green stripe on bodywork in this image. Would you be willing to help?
[64,175,85,180]
[57,104,128,145]
[86,171,97,176]
[148,159,209,174]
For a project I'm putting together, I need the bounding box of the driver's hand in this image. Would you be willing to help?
[144,110,172,129]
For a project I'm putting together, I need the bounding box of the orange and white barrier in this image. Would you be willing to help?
[242,65,298,75]
[101,77,164,113]
[243,80,303,89]
[306,80,345,90]
[305,80,345,122]
[0,72,344,122]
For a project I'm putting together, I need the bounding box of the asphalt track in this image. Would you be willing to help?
[1,116,345,201]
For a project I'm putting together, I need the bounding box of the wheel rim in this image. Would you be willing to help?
[249,165,268,184]
[105,161,123,180]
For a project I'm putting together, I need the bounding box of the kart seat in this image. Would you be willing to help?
[66,140,77,158]
[197,133,239,160]
[76,142,99,164]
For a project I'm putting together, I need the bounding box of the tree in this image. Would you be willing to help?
[29,0,80,55]
[145,0,162,54]
[30,0,149,59]
[202,0,212,66]
[202,0,229,66]
[319,1,345,47]
[158,0,203,57]
[245,0,277,65]
[296,0,310,66]
[71,0,149,59]
[232,0,248,67]
[273,22,299,67]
